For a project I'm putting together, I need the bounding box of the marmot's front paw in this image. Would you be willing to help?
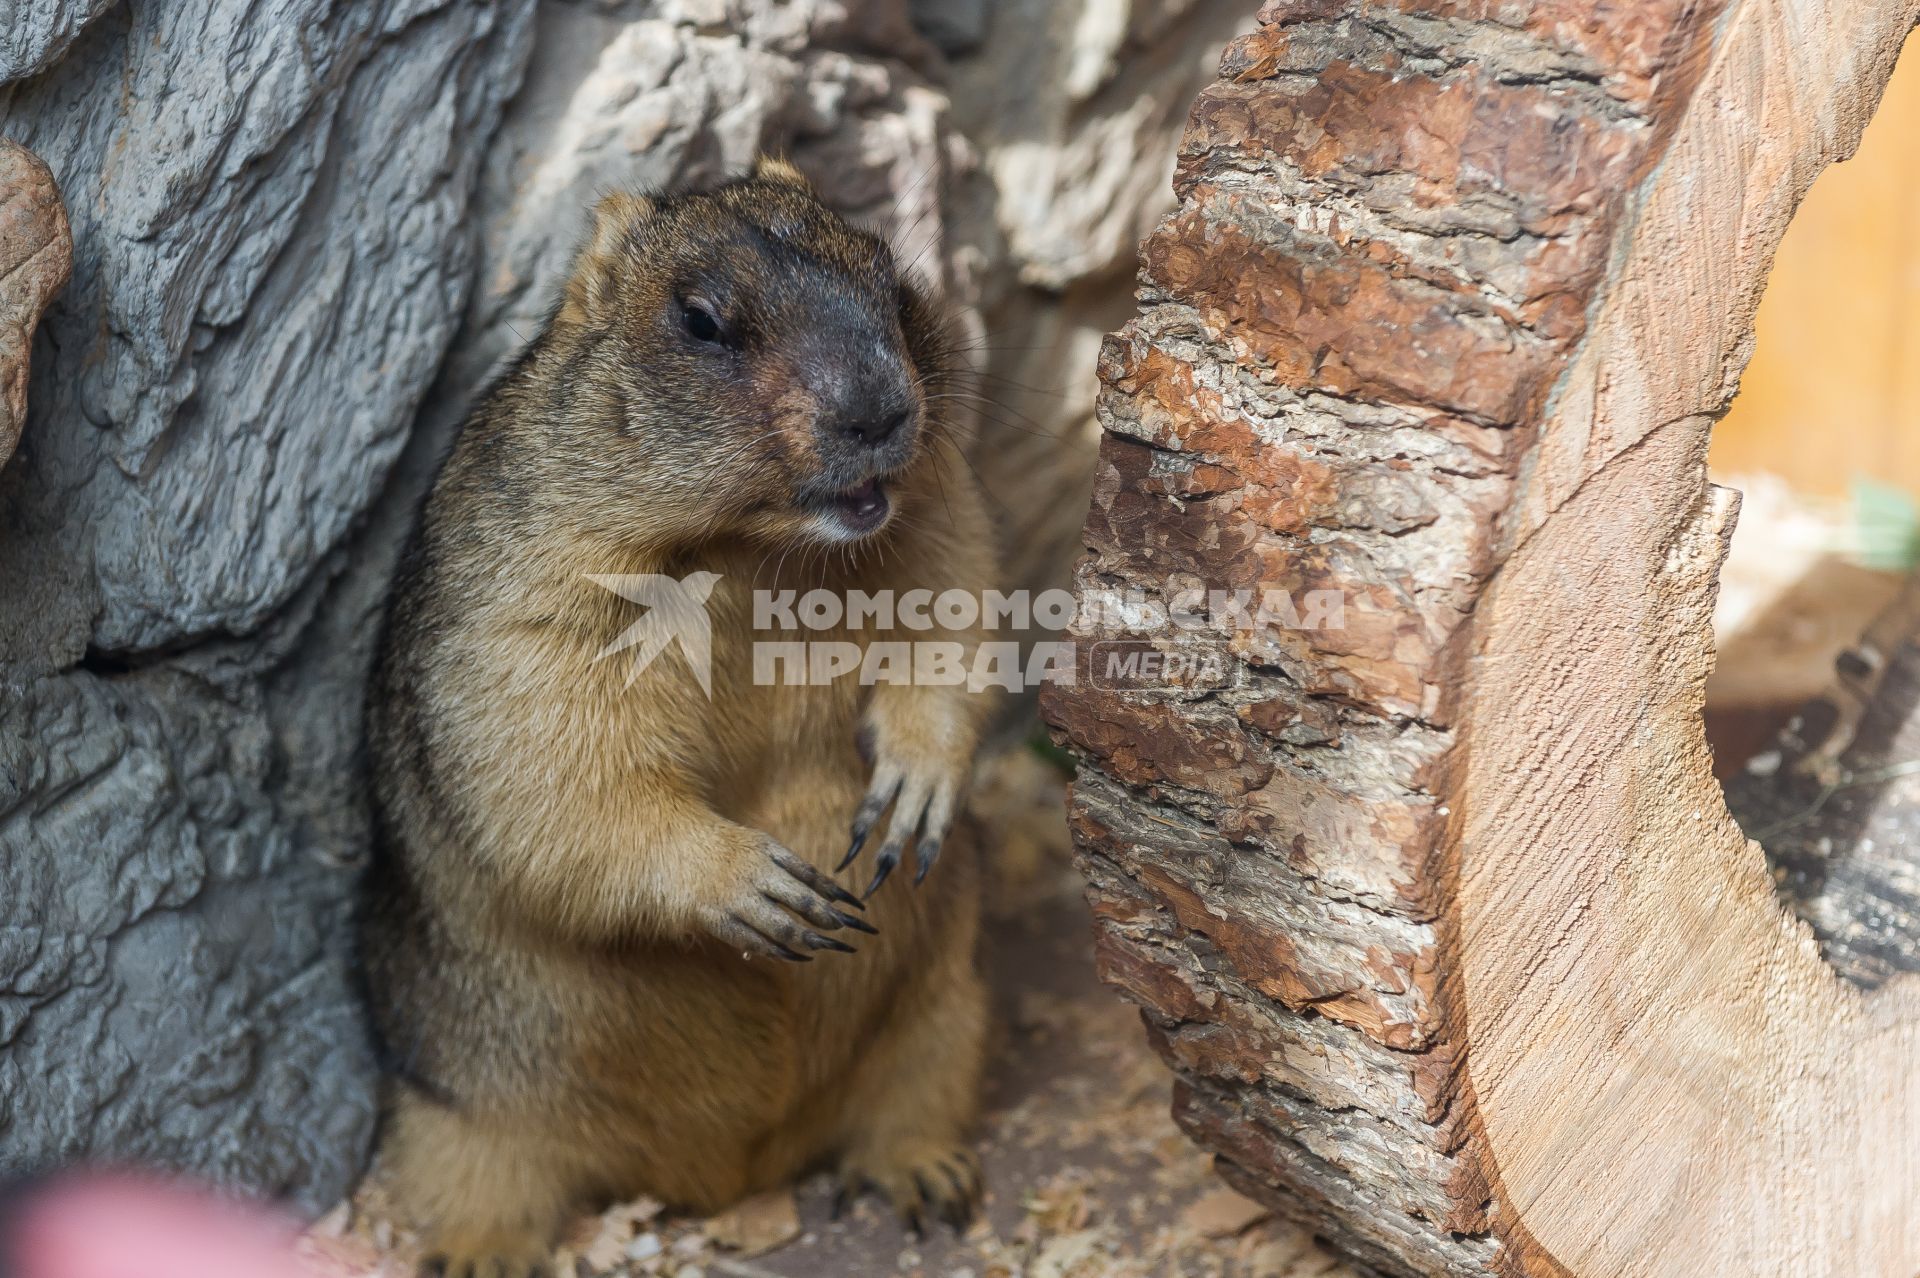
[700,843,875,962]
[840,740,968,897]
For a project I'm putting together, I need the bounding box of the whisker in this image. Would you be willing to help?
[928,385,1060,430]
[969,370,1075,400]
[921,394,1058,440]
[929,431,1012,518]
[888,157,942,223]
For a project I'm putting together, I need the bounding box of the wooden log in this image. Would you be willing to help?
[0,139,70,471]
[1040,2,1920,1275]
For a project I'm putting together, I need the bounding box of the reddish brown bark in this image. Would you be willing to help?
[0,140,70,470]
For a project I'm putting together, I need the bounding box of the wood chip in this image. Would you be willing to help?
[578,1218,634,1271]
[701,1188,800,1258]
[1029,1228,1105,1278]
[1179,1188,1272,1239]
[296,1229,396,1278]
[565,1194,666,1272]
[309,1202,353,1239]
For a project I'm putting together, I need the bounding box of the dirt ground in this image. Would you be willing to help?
[299,750,1358,1278]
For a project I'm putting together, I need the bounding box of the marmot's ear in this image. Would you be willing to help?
[752,154,810,189]
[561,190,655,325]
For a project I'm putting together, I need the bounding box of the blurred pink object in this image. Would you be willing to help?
[5,1173,316,1278]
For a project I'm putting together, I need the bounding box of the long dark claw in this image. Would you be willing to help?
[830,1187,850,1221]
[864,849,899,899]
[903,1204,925,1239]
[913,836,943,885]
[936,1159,971,1200]
[835,909,879,935]
[845,779,899,868]
[729,917,808,962]
[802,930,857,954]
[938,1195,971,1232]
[775,849,866,911]
[820,877,865,912]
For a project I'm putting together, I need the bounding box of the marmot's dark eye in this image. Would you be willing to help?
[681,302,723,345]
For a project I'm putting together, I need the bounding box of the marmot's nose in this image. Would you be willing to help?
[841,407,911,446]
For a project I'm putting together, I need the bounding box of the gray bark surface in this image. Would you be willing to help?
[0,0,539,1207]
[0,0,114,84]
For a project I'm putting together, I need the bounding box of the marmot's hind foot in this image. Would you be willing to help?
[418,1233,552,1278]
[836,1140,983,1236]
[385,1093,569,1278]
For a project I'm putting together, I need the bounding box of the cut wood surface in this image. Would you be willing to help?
[1042,2,1920,1276]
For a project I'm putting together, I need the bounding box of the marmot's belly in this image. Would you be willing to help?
[727,756,867,863]
[532,911,916,1202]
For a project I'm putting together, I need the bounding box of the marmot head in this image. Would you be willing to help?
[545,156,958,550]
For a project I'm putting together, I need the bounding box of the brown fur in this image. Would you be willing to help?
[359,157,992,1278]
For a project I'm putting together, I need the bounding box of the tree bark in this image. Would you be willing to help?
[1042,2,1920,1275]
[0,140,68,471]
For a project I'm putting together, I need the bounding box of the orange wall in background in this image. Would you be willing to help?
[1709,40,1920,497]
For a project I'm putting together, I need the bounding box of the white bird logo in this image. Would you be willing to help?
[585,571,723,697]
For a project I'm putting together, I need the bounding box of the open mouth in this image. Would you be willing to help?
[815,478,892,537]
